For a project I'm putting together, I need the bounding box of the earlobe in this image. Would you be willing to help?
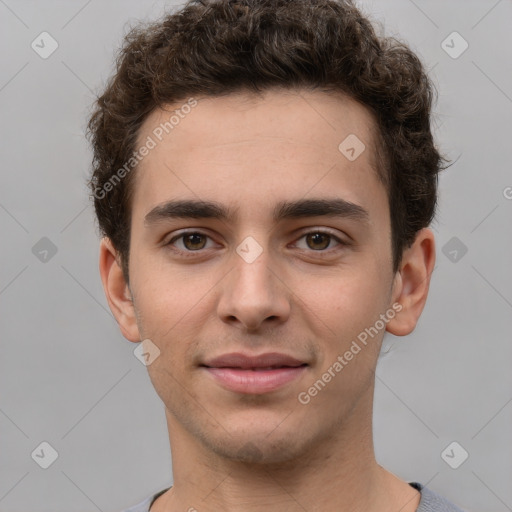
[386,228,436,337]
[99,238,141,343]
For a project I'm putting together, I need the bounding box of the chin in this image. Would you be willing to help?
[208,435,307,465]
[199,413,318,466]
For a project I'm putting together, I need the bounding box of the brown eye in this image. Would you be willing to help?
[305,232,332,250]
[182,233,207,250]
[165,230,219,258]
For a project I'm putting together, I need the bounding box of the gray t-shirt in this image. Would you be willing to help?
[121,482,465,511]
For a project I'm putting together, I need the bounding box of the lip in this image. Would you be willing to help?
[202,352,306,369]
[201,352,308,394]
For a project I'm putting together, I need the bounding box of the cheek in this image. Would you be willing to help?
[133,280,208,400]
[135,286,207,342]
[295,269,389,398]
[130,246,197,319]
[130,259,218,366]
[304,262,388,316]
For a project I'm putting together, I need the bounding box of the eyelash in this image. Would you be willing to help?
[164,229,348,257]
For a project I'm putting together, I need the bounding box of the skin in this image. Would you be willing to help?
[99,88,435,512]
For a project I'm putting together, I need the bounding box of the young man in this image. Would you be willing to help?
[88,0,464,510]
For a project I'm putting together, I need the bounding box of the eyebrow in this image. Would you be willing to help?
[144,198,369,226]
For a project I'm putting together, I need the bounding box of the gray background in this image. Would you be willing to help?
[1,0,511,511]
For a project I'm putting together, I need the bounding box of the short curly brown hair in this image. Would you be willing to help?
[87,0,448,281]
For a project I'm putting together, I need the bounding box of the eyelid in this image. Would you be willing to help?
[291,228,349,250]
[164,229,219,251]
[163,227,350,255]
[165,228,210,243]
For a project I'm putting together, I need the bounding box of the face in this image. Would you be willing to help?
[109,89,406,463]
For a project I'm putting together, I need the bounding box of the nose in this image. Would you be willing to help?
[216,246,291,332]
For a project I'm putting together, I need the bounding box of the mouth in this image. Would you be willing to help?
[200,352,309,394]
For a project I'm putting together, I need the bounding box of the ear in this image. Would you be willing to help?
[99,237,140,343]
[386,228,436,337]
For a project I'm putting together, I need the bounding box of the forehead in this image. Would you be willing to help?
[132,88,385,217]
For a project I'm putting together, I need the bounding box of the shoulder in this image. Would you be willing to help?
[410,482,467,512]
[121,484,466,512]
[120,488,171,512]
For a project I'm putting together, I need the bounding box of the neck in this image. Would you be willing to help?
[152,387,420,512]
